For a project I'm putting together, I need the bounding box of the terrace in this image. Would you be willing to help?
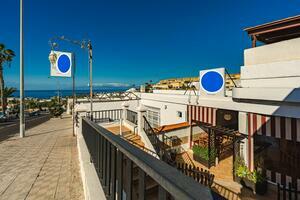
[73,90,296,200]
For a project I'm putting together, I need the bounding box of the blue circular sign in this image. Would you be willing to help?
[201,71,224,93]
[57,54,71,73]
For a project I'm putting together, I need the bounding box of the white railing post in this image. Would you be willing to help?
[120,102,129,136]
[137,105,147,135]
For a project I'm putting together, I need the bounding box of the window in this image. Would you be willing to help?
[177,111,182,118]
[146,108,160,128]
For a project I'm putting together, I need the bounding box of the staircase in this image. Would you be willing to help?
[176,151,195,167]
[123,131,145,148]
[106,125,158,157]
[142,116,173,160]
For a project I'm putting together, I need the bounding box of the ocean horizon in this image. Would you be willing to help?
[12,88,129,99]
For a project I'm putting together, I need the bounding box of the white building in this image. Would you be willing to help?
[75,15,300,196]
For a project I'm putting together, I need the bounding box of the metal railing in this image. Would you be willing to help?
[86,109,122,123]
[143,116,162,156]
[82,118,216,200]
[126,110,138,125]
[175,162,215,188]
[125,138,158,158]
[277,183,300,200]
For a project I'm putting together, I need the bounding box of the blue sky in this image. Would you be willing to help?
[1,0,299,90]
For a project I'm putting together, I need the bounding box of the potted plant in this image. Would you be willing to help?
[248,170,268,195]
[234,158,267,195]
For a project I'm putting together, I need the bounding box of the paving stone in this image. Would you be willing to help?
[0,115,83,200]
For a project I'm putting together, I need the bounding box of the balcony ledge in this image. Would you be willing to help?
[232,87,300,104]
[77,125,106,200]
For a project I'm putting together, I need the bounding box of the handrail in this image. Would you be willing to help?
[82,117,216,200]
[125,137,158,157]
[142,116,163,156]
[142,115,157,135]
[86,109,122,122]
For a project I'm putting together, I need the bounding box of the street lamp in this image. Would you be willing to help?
[49,36,93,119]
[20,0,25,138]
[48,46,76,136]
[47,76,61,104]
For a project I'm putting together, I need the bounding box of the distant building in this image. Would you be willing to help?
[152,73,240,90]
[225,73,240,90]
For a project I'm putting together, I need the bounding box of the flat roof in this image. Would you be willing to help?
[245,15,300,44]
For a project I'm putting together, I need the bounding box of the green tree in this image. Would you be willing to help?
[1,87,17,111]
[0,44,15,116]
[48,97,64,117]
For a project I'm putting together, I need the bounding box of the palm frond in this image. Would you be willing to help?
[0,87,17,98]
[0,44,5,51]
[4,49,15,57]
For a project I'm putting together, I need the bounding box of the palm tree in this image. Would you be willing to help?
[0,44,15,116]
[2,87,17,111]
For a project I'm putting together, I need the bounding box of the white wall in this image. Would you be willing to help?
[244,37,300,66]
[153,90,187,95]
[77,119,106,200]
[141,99,187,126]
[75,100,139,113]
[123,120,138,134]
[140,92,300,119]
[240,60,300,88]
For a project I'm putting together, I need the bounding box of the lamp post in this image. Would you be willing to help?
[87,41,93,120]
[19,0,25,138]
[47,76,61,104]
[49,48,76,136]
[49,36,93,119]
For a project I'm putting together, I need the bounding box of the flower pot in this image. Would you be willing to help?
[238,177,267,195]
[255,180,268,195]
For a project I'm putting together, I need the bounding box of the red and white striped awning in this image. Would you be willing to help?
[248,113,300,142]
[187,105,217,126]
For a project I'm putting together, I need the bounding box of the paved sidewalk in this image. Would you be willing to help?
[0,115,84,200]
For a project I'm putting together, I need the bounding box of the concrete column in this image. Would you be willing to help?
[188,115,192,149]
[122,102,129,121]
[238,111,251,169]
[120,102,129,136]
[137,105,147,136]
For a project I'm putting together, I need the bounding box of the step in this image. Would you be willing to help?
[125,134,141,141]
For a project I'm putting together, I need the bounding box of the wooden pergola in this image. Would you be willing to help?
[191,121,246,169]
[245,15,300,47]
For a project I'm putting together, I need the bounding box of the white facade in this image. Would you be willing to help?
[74,36,300,185]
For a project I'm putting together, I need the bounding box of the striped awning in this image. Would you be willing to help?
[187,105,217,126]
[248,113,300,142]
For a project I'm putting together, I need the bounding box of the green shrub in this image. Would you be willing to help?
[236,164,249,178]
[248,170,264,183]
[48,97,64,117]
[234,156,265,183]
[192,145,216,161]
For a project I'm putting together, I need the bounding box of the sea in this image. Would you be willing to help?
[12,88,129,99]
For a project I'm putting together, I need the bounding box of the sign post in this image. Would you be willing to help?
[49,50,75,136]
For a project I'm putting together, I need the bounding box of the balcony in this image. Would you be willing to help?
[78,117,220,199]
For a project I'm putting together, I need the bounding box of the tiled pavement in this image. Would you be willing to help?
[0,115,84,200]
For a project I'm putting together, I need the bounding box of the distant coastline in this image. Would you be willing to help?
[12,88,129,99]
